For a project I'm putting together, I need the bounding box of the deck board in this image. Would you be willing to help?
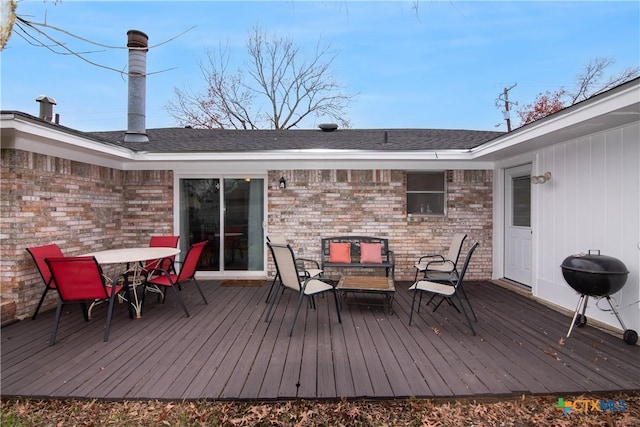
[2,280,638,401]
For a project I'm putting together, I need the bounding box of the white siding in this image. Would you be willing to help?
[534,122,640,332]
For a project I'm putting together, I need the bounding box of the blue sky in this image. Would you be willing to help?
[2,1,638,132]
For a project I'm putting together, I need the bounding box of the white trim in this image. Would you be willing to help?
[492,153,537,283]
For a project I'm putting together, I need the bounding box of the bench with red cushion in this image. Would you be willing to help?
[321,236,395,279]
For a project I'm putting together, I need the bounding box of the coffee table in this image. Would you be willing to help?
[336,275,395,314]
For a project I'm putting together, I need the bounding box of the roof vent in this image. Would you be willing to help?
[36,95,56,122]
[318,123,338,132]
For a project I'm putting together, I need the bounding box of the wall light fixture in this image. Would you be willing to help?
[531,172,552,184]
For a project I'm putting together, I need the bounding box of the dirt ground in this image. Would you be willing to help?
[1,392,638,426]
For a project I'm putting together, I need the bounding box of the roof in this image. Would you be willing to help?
[87,127,505,153]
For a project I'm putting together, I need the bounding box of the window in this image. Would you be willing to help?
[512,176,531,227]
[407,172,446,216]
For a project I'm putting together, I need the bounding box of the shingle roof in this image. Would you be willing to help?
[4,111,504,153]
[88,127,504,153]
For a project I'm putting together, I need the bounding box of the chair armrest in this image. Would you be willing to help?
[425,259,455,271]
[297,257,320,269]
[417,254,445,263]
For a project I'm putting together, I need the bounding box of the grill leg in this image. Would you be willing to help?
[567,294,588,338]
[604,296,628,331]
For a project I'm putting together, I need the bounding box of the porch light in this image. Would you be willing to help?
[531,172,552,185]
[279,177,286,189]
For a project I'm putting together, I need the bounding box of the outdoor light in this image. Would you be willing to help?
[279,177,286,189]
[531,172,552,185]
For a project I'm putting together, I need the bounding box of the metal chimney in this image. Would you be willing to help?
[124,30,149,143]
[36,95,56,122]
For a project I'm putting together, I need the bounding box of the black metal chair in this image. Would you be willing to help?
[265,241,341,336]
[413,233,467,282]
[409,242,479,335]
[265,234,323,303]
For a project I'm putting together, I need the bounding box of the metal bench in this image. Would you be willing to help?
[321,236,395,279]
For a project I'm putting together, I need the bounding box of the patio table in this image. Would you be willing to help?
[82,247,181,318]
[336,275,395,314]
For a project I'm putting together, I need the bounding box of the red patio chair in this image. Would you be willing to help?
[144,235,180,276]
[26,243,64,320]
[125,235,180,293]
[144,241,208,317]
[45,256,132,345]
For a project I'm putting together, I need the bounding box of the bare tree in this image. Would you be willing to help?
[166,25,355,130]
[566,57,639,104]
[516,57,639,126]
[2,0,190,75]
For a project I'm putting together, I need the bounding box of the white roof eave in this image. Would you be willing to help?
[131,148,474,162]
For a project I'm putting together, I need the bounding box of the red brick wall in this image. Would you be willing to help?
[267,169,493,281]
[0,149,173,320]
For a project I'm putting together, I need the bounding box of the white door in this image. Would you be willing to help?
[504,164,532,286]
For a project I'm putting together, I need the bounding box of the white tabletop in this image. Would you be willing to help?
[82,247,181,264]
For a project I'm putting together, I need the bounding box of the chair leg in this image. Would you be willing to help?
[264,282,281,322]
[49,301,64,346]
[31,288,50,320]
[265,272,280,303]
[459,286,478,321]
[332,289,342,324]
[289,292,307,336]
[455,293,476,335]
[81,302,90,322]
[409,289,419,325]
[192,278,208,305]
[433,296,459,313]
[169,285,190,317]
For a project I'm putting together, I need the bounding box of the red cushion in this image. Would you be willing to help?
[329,242,351,263]
[360,242,382,263]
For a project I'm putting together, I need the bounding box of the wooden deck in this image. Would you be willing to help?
[2,280,638,401]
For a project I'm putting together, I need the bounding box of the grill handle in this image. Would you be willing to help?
[588,249,600,256]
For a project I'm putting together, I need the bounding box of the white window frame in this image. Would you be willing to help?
[407,171,447,217]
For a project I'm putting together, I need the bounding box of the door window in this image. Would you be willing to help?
[512,176,531,227]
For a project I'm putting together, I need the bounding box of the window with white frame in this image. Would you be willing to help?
[407,171,446,216]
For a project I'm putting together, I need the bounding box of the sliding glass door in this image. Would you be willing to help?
[179,177,264,272]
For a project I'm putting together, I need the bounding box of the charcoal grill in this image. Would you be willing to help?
[561,250,637,345]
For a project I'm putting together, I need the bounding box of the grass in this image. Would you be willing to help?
[1,392,639,426]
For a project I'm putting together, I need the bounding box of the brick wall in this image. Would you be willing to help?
[0,149,173,320]
[267,169,493,281]
[1,149,491,321]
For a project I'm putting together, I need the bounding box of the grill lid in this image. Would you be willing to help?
[561,250,628,275]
